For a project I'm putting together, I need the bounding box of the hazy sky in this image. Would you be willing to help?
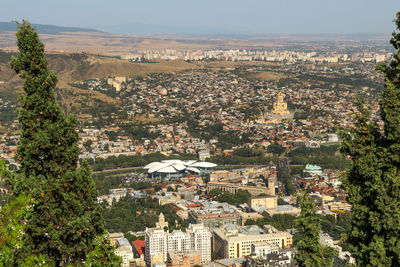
[1,0,400,35]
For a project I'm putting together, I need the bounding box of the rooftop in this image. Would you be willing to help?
[132,240,145,256]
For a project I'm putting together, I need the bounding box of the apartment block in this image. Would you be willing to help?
[213,224,292,259]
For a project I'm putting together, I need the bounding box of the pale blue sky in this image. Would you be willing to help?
[1,0,399,35]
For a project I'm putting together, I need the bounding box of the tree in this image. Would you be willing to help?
[267,142,285,155]
[167,186,174,192]
[0,162,48,267]
[8,21,120,266]
[339,12,400,266]
[83,139,93,152]
[295,192,333,267]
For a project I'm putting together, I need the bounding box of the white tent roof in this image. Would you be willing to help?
[144,162,162,169]
[186,167,201,173]
[146,160,217,175]
[157,166,178,173]
[161,159,186,165]
[190,162,217,168]
[184,160,197,166]
[148,162,171,173]
[172,164,186,171]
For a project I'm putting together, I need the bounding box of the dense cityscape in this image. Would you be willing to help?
[1,44,384,266]
[1,4,400,267]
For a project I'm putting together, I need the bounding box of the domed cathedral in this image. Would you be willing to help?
[257,91,293,124]
[272,92,290,115]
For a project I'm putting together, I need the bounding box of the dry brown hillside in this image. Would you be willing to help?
[0,51,200,120]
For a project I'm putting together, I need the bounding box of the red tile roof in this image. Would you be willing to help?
[132,240,145,256]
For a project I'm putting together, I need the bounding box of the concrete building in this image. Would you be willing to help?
[188,201,242,229]
[248,195,278,210]
[251,242,280,257]
[207,181,275,197]
[115,237,134,267]
[145,224,211,266]
[262,205,301,216]
[108,232,124,247]
[166,250,201,267]
[198,150,211,161]
[246,248,296,267]
[189,223,212,263]
[145,228,168,266]
[213,224,292,259]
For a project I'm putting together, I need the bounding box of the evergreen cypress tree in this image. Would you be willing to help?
[295,192,333,267]
[9,21,120,266]
[339,12,400,266]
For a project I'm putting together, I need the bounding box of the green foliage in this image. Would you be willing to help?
[288,144,350,170]
[295,192,334,267]
[8,21,120,266]
[83,139,93,151]
[167,186,174,192]
[209,189,251,205]
[122,125,161,141]
[0,194,38,267]
[103,195,180,233]
[245,214,296,231]
[92,174,123,195]
[288,144,340,157]
[277,198,286,205]
[294,110,308,120]
[124,232,144,243]
[320,212,352,241]
[290,155,350,170]
[92,152,197,171]
[233,147,262,157]
[210,154,277,165]
[132,181,153,190]
[0,162,49,267]
[338,13,400,266]
[104,130,118,142]
[278,171,295,196]
[84,234,122,267]
[267,143,285,155]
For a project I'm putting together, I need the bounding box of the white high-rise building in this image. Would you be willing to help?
[167,231,191,253]
[145,224,211,266]
[189,224,212,263]
[145,228,167,266]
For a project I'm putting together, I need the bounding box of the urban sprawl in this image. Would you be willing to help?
[0,45,390,267]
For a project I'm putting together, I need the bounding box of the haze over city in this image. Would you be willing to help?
[2,1,400,267]
[1,0,400,35]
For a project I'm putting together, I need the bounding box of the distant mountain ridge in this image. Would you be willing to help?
[0,22,102,34]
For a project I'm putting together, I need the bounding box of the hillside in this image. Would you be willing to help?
[0,51,200,123]
[0,21,102,34]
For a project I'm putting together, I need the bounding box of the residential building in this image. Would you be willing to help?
[108,232,124,247]
[166,250,201,267]
[248,195,278,210]
[213,224,292,259]
[115,237,134,267]
[207,181,275,197]
[145,224,211,266]
[188,201,242,229]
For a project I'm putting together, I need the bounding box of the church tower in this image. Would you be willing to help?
[272,92,290,115]
[156,212,169,229]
